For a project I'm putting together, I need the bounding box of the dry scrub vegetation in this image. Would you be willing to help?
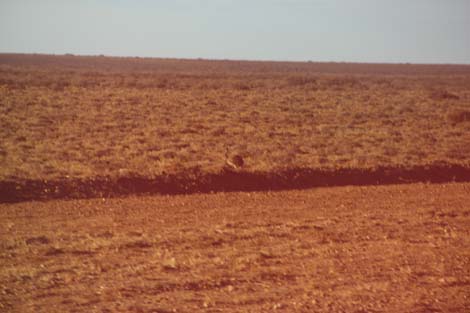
[1,54,470,184]
[1,55,470,313]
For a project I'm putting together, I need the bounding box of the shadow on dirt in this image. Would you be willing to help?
[1,163,469,203]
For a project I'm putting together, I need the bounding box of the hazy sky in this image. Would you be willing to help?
[1,0,469,63]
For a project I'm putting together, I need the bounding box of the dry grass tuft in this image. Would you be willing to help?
[430,89,460,100]
[447,109,470,124]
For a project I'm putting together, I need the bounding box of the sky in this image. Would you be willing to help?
[0,0,469,64]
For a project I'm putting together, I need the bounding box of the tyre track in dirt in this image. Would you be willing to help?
[1,183,469,312]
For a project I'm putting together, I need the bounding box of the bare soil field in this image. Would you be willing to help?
[1,55,469,312]
[1,54,470,201]
[1,183,469,312]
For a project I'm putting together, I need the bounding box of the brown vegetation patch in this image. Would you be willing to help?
[25,236,51,245]
[430,89,460,100]
[447,109,470,124]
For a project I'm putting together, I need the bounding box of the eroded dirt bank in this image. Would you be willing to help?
[1,183,469,312]
[2,163,470,203]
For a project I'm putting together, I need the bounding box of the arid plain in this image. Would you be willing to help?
[1,54,469,312]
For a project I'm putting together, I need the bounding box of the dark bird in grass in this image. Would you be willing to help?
[225,148,244,170]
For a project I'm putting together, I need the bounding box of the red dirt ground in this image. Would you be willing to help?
[1,183,469,312]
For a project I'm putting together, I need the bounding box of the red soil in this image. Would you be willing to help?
[1,183,469,312]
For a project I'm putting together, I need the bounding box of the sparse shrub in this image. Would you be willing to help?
[52,81,70,92]
[156,78,169,89]
[232,82,251,90]
[447,109,470,124]
[325,77,363,90]
[162,151,177,159]
[211,127,226,136]
[122,240,153,249]
[286,76,317,87]
[430,90,459,100]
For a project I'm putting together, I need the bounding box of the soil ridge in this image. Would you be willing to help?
[1,163,469,203]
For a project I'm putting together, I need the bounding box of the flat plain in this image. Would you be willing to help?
[1,54,470,312]
[1,54,470,201]
[1,183,469,312]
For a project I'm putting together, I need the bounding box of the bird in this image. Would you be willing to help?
[224,148,244,170]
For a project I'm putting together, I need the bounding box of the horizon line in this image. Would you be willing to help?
[1,51,470,67]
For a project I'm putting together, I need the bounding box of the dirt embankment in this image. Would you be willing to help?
[2,163,470,203]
